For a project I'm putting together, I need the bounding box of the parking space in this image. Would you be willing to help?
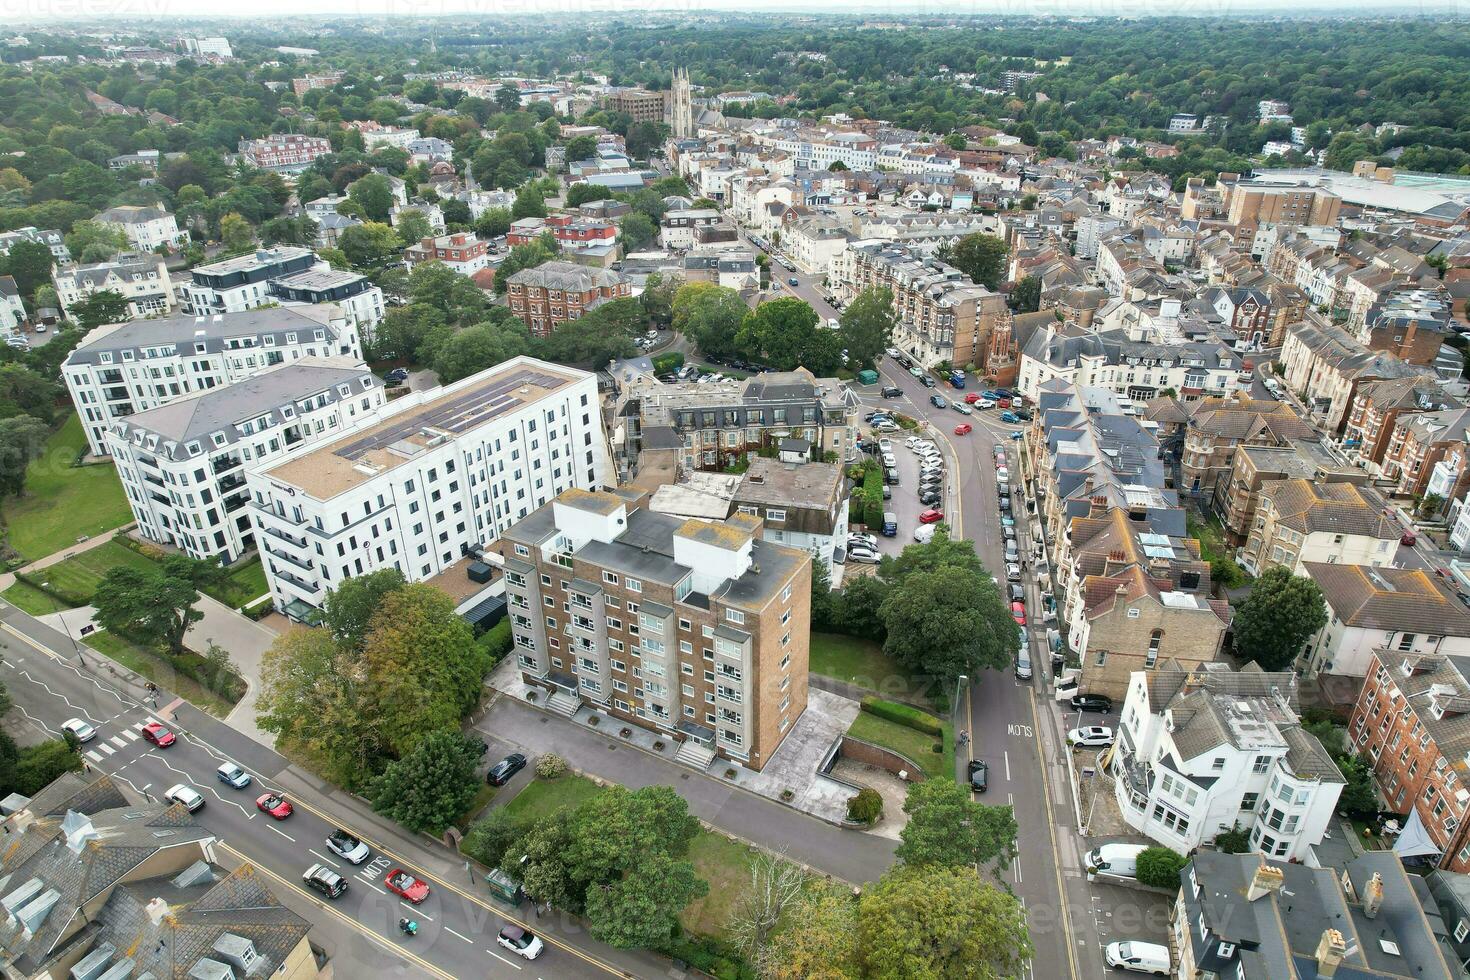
[856,422,949,557]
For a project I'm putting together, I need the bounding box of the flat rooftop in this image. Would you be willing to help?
[261,359,584,500]
[271,267,367,290]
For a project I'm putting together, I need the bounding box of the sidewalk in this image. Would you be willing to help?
[0,526,132,592]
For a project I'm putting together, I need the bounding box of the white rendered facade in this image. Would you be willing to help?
[106,358,383,564]
[63,304,363,457]
[52,253,175,320]
[182,246,323,315]
[246,356,611,618]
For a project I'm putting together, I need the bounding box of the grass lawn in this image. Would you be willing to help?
[0,578,58,616]
[1187,513,1250,588]
[83,629,236,718]
[2,414,133,562]
[846,710,954,780]
[454,783,499,832]
[809,632,929,703]
[502,774,605,820]
[208,557,269,608]
[20,540,159,608]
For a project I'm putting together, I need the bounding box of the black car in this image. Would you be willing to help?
[919,375,937,388]
[303,864,348,899]
[967,759,989,793]
[1070,694,1114,713]
[487,753,528,786]
[881,386,903,398]
[918,491,941,506]
[384,367,409,381]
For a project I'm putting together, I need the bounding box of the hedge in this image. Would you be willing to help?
[1136,847,1188,889]
[860,696,944,736]
[861,464,885,529]
[12,571,89,609]
[657,931,755,980]
[242,596,274,621]
[652,351,685,374]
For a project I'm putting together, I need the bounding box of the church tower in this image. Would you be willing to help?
[670,67,694,140]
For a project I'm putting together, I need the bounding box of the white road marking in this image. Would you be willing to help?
[357,878,387,895]
[15,704,56,735]
[308,849,340,869]
[85,750,103,762]
[266,824,296,842]
[444,927,472,943]
[401,903,432,920]
[1005,750,1011,781]
[122,729,139,741]
[485,949,521,970]
[98,742,116,756]
[108,735,127,749]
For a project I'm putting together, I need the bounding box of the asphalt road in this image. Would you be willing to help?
[0,603,650,980]
[865,356,1173,980]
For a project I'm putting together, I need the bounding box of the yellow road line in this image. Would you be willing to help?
[1027,692,1080,980]
[282,794,623,976]
[216,842,454,980]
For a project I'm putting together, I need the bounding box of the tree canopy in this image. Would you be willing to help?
[1231,566,1328,671]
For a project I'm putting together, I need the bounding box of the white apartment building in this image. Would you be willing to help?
[93,205,188,251]
[361,126,420,150]
[63,304,363,456]
[1111,663,1344,862]
[265,268,385,339]
[767,130,877,171]
[0,276,24,332]
[107,358,383,564]
[246,356,610,621]
[182,246,324,315]
[52,253,174,320]
[1017,322,1244,403]
[0,226,70,262]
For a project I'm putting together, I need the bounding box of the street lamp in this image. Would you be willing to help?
[952,674,969,752]
[41,581,84,666]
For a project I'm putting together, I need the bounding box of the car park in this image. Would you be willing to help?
[884,465,900,484]
[497,925,545,961]
[874,419,899,432]
[882,512,898,536]
[1070,693,1114,713]
[257,793,294,818]
[61,719,96,743]
[977,398,996,409]
[848,532,879,550]
[967,759,989,793]
[326,829,371,864]
[487,753,527,786]
[918,490,941,506]
[847,546,881,564]
[964,392,982,404]
[141,721,176,747]
[384,367,409,382]
[912,524,938,544]
[303,864,348,899]
[954,423,972,435]
[216,762,251,788]
[919,508,944,524]
[386,869,430,904]
[1067,726,1114,748]
[164,784,206,812]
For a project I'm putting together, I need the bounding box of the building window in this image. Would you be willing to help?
[1145,629,1163,668]
[726,609,745,625]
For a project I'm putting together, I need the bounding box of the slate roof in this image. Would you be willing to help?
[65,305,346,366]
[55,253,165,290]
[506,260,628,292]
[95,205,171,224]
[1302,562,1470,635]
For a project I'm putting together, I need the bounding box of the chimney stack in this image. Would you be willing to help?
[146,896,171,926]
[1246,864,1285,902]
[1314,928,1347,977]
[1362,871,1384,919]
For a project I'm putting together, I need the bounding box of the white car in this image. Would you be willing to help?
[847,546,881,565]
[326,829,371,865]
[848,532,880,550]
[1006,563,1022,581]
[913,524,938,543]
[886,347,902,359]
[904,436,923,449]
[875,420,900,432]
[1067,726,1114,749]
[1104,941,1171,975]
[164,784,206,812]
[497,924,545,961]
[61,718,96,743]
[878,438,893,452]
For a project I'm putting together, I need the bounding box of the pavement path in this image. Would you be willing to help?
[0,525,134,592]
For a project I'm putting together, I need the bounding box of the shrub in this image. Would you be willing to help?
[1136,846,1188,888]
[860,697,943,736]
[846,786,883,824]
[242,596,274,620]
[476,619,513,665]
[1213,825,1251,854]
[535,753,568,779]
[652,351,685,374]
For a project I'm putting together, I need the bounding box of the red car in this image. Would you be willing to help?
[1011,601,1027,625]
[919,509,944,524]
[954,423,972,435]
[386,869,430,904]
[997,397,1012,409]
[964,392,982,404]
[256,793,293,819]
[1401,530,1417,546]
[140,721,176,748]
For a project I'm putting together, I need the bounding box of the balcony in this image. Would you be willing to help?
[263,542,314,573]
[223,492,250,514]
[212,454,242,475]
[261,523,308,550]
[217,473,247,494]
[252,499,305,526]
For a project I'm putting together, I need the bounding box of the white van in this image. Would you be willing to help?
[1085,843,1150,881]
[1104,941,1170,975]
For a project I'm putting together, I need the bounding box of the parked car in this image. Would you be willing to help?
[1104,941,1171,976]
[885,347,902,359]
[918,490,941,506]
[303,864,348,899]
[999,411,1019,424]
[1010,601,1027,625]
[1067,726,1114,749]
[497,925,545,961]
[1070,693,1114,713]
[216,762,252,789]
[256,793,294,819]
[847,546,881,564]
[1006,563,1022,581]
[1010,430,1024,440]
[954,423,972,435]
[164,784,206,813]
[967,759,989,793]
[61,719,96,743]
[881,386,903,398]
[487,753,527,786]
[140,721,176,748]
[919,374,937,388]
[848,532,880,550]
[929,394,947,409]
[326,828,371,864]
[1402,530,1418,546]
[919,508,944,524]
[964,392,982,404]
[384,367,409,381]
[913,524,938,544]
[385,869,430,904]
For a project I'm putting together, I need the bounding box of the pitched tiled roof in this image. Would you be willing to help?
[1261,479,1396,538]
[1302,562,1470,635]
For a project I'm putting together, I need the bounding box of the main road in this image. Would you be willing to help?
[0,602,662,980]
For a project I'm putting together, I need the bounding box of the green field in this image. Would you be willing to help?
[502,773,605,820]
[0,578,58,615]
[212,557,270,608]
[18,540,160,607]
[1,415,133,561]
[846,709,954,780]
[809,632,930,703]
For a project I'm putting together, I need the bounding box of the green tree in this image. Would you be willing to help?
[92,561,207,655]
[370,303,446,362]
[858,865,1033,980]
[764,893,859,980]
[1336,754,1380,818]
[1231,566,1328,670]
[474,208,512,239]
[538,298,641,368]
[1,239,55,298]
[349,172,396,223]
[512,187,547,220]
[64,221,128,264]
[322,568,406,651]
[0,415,48,496]
[495,83,522,113]
[836,574,890,641]
[260,215,318,246]
[13,737,83,795]
[69,289,132,331]
[626,121,667,160]
[492,240,555,295]
[1009,275,1041,313]
[395,209,432,245]
[947,233,1008,290]
[640,271,679,328]
[879,532,985,584]
[1214,824,1252,854]
[878,558,1017,687]
[566,183,614,208]
[671,281,745,358]
[371,730,483,835]
[838,287,898,369]
[847,787,883,823]
[464,807,534,869]
[619,212,657,251]
[1135,847,1188,889]
[895,778,1018,872]
[564,135,598,162]
[408,261,489,322]
[218,212,255,253]
[0,364,57,423]
[432,316,533,382]
[337,222,402,270]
